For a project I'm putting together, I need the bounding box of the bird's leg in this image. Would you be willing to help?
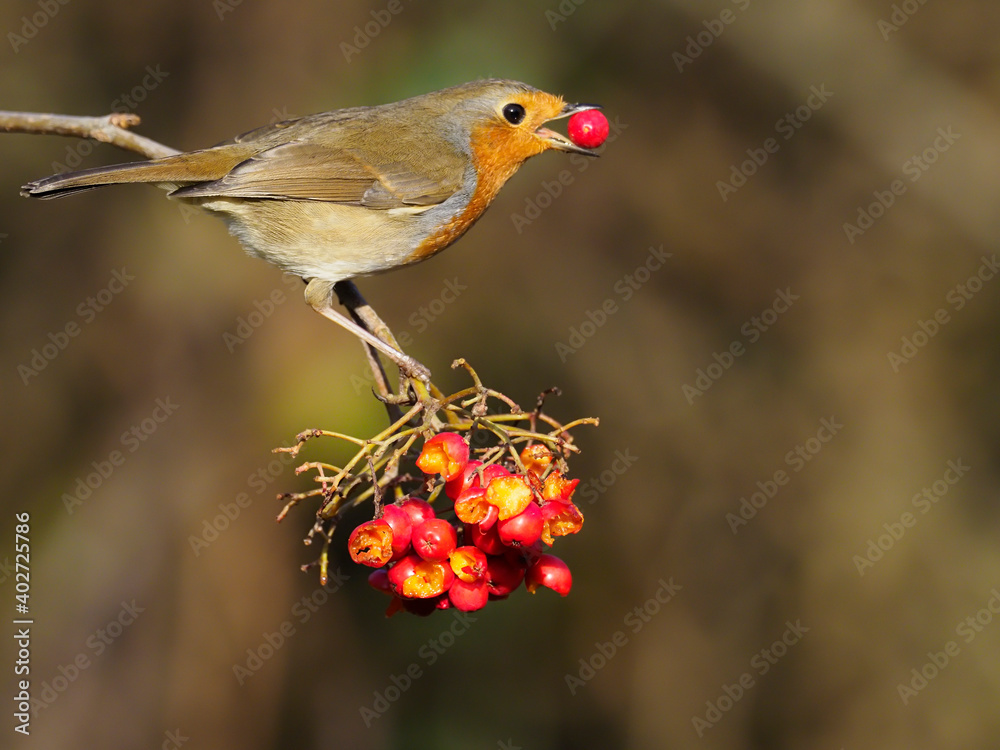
[304,278,431,384]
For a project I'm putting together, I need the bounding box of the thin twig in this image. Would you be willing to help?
[0,111,178,159]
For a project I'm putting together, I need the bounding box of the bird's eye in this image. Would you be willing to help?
[502,103,526,125]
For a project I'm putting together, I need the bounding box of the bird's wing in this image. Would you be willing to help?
[169,136,467,209]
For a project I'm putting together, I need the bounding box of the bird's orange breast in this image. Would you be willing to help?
[408,121,546,263]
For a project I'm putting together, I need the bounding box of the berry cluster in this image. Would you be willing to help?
[348,432,584,616]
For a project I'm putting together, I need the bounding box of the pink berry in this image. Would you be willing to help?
[567,109,609,149]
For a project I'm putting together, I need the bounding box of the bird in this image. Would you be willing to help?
[21,79,602,379]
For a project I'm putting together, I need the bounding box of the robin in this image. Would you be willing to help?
[22,79,602,378]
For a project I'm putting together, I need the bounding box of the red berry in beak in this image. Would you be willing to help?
[567,109,609,149]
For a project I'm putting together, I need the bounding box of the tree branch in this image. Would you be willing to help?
[0,110,179,159]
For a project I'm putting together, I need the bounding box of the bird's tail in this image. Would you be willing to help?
[21,150,230,199]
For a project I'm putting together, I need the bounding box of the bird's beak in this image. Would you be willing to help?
[535,103,603,156]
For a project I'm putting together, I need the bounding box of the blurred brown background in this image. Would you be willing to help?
[3,1,1000,748]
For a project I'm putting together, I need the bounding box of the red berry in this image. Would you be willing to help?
[380,504,413,560]
[486,554,526,597]
[498,502,544,547]
[479,503,499,531]
[449,578,489,612]
[399,497,435,527]
[525,554,572,596]
[416,432,470,481]
[519,444,554,477]
[445,459,483,500]
[465,520,505,556]
[542,472,580,503]
[540,500,584,546]
[449,545,488,583]
[348,519,394,568]
[480,464,511,485]
[453,486,492,526]
[411,518,458,562]
[387,555,455,599]
[486,474,534,520]
[567,109,609,149]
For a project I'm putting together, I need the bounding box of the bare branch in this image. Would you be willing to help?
[0,110,178,159]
